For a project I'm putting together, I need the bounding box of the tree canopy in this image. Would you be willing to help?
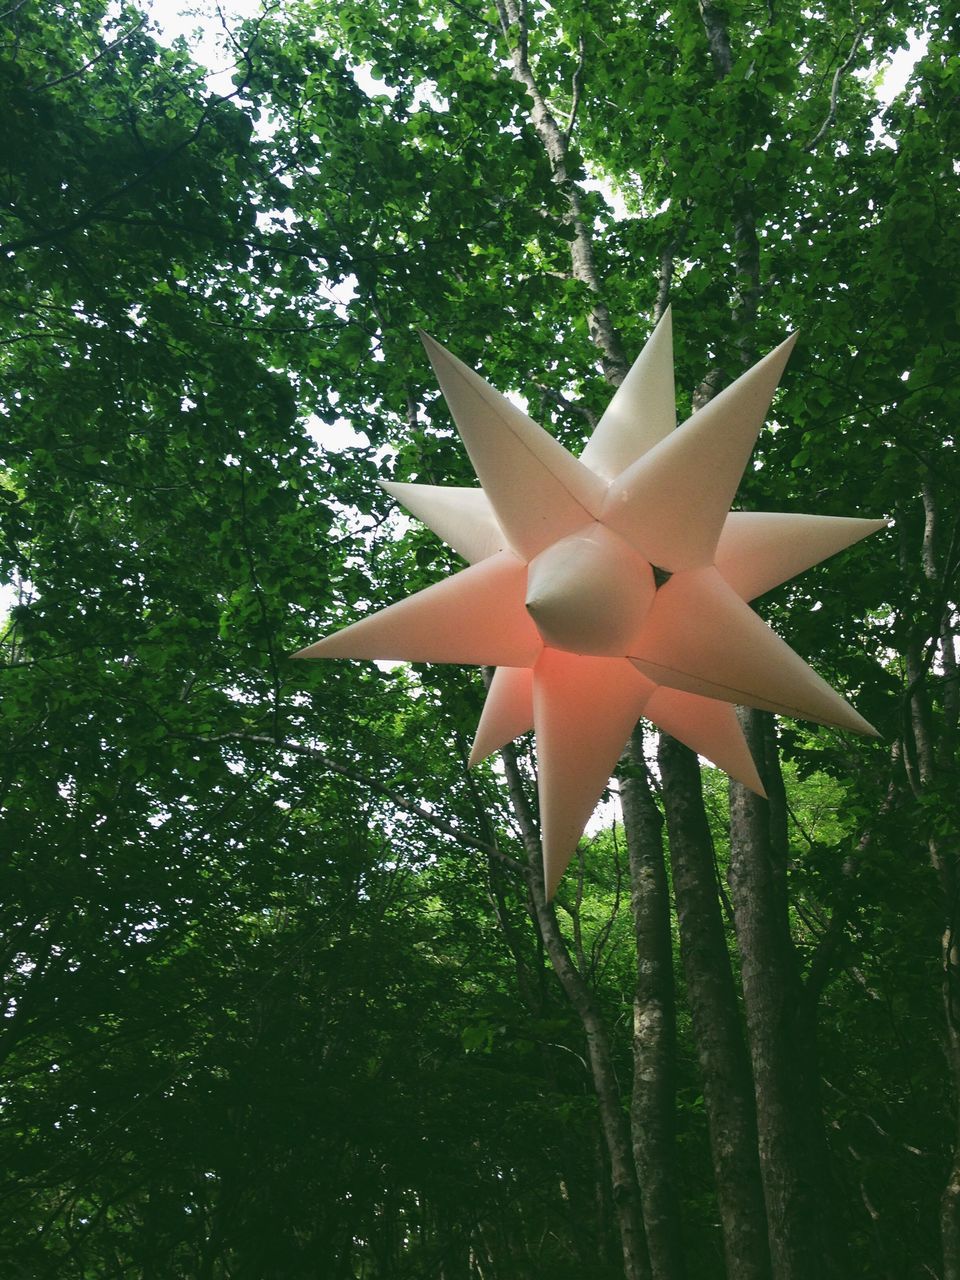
[1,1,958,1277]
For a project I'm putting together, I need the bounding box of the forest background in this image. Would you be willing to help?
[1,1,958,1277]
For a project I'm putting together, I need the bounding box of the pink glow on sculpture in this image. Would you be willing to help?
[294,309,885,898]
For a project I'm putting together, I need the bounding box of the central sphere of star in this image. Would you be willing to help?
[524,522,657,656]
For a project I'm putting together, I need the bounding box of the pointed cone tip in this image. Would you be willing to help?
[740,771,767,799]
[770,330,799,364]
[543,853,566,902]
[418,328,445,355]
[289,635,346,660]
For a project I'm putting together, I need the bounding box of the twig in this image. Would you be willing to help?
[0,4,278,255]
[28,17,147,93]
[804,22,868,152]
[562,32,586,147]
[199,730,528,874]
[445,0,497,32]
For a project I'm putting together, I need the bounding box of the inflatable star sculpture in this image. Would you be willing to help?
[295,311,884,897]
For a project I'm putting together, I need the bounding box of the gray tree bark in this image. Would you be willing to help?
[620,729,686,1280]
[693,4,849,1272]
[499,741,652,1280]
[728,711,845,1279]
[898,484,960,1280]
[658,733,772,1280]
[485,13,683,1275]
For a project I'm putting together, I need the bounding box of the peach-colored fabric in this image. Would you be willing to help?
[526,523,656,656]
[419,331,606,559]
[580,307,676,480]
[644,687,765,795]
[715,511,887,601]
[469,666,535,766]
[601,336,797,572]
[293,550,540,667]
[297,318,884,897]
[379,481,504,565]
[533,651,654,899]
[629,566,877,734]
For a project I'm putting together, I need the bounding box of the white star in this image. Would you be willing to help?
[295,311,884,897]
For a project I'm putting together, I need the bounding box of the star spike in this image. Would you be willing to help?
[580,306,676,480]
[419,331,607,560]
[380,481,504,564]
[533,651,655,899]
[469,666,534,766]
[601,334,798,572]
[466,662,768,793]
[715,511,888,602]
[644,687,765,795]
[293,550,542,667]
[629,566,878,735]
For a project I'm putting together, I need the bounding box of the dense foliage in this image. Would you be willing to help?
[1,1,958,1277]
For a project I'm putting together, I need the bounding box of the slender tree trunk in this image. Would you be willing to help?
[728,711,845,1279]
[693,6,847,1270]
[904,483,960,1280]
[498,742,652,1280]
[940,890,960,1280]
[485,17,683,1277]
[658,733,772,1280]
[620,729,686,1280]
[939,623,960,1280]
[493,0,629,386]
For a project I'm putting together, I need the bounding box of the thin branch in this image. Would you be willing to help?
[801,771,899,1005]
[785,795,819,852]
[200,730,528,875]
[804,22,868,152]
[562,32,586,147]
[493,0,513,46]
[589,820,624,981]
[533,381,599,429]
[27,17,147,93]
[237,462,282,741]
[445,0,497,32]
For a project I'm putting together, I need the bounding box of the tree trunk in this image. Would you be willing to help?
[486,16,685,1276]
[728,710,844,1279]
[498,741,652,1280]
[941,908,960,1280]
[493,0,629,386]
[897,482,960,1280]
[691,6,847,1268]
[620,729,686,1280]
[658,733,772,1280]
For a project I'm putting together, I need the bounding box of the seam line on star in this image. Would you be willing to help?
[441,358,601,525]
[627,657,856,732]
